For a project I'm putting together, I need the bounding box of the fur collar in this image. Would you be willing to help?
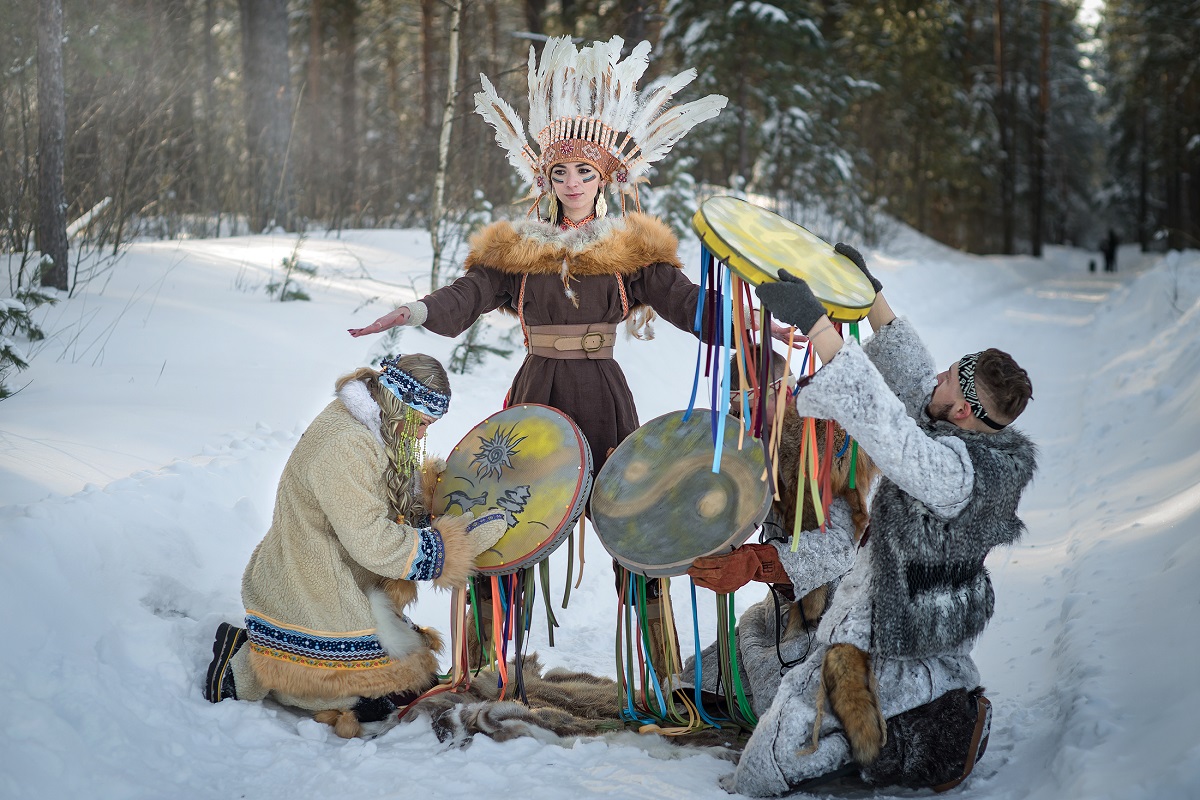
[337,379,385,446]
[464,212,683,277]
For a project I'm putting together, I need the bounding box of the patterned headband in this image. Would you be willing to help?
[957,352,1006,430]
[378,356,450,419]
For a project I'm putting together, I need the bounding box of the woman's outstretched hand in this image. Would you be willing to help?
[348,306,410,337]
[747,306,809,347]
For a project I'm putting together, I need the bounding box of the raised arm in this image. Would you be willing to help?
[348,267,512,339]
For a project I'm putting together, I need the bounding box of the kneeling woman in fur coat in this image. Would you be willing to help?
[203,354,507,738]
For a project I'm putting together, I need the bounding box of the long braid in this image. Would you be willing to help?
[373,383,426,525]
[336,356,451,526]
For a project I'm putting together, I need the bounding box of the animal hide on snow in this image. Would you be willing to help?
[404,654,740,761]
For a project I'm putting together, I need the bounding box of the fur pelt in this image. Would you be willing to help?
[464,213,682,278]
[775,405,877,635]
[409,654,739,761]
[821,643,886,765]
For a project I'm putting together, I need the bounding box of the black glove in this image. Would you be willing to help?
[835,242,882,293]
[755,270,827,334]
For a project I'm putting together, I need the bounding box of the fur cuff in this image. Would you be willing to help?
[430,514,476,590]
[403,301,428,327]
[420,457,446,514]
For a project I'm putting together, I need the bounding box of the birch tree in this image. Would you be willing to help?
[430,0,463,290]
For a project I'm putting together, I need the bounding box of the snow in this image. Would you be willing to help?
[2,224,1198,800]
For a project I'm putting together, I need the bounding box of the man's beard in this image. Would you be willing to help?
[927,399,954,422]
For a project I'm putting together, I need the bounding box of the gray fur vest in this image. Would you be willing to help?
[869,421,1037,659]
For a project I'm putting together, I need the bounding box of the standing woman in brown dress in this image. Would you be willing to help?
[348,35,727,481]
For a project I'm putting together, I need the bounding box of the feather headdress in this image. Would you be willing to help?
[474,36,727,209]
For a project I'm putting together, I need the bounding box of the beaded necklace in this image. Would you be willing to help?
[559,212,596,231]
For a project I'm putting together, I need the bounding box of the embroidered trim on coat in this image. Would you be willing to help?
[245,612,391,671]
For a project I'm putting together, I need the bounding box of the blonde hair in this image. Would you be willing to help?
[335,355,450,525]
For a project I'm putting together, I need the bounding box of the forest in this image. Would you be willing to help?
[2,0,1198,295]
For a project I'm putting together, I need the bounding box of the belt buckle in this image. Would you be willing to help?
[580,332,605,352]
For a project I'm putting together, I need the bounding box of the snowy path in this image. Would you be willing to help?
[2,233,1197,800]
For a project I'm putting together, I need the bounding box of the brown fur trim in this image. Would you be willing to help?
[822,643,887,765]
[417,625,444,655]
[463,213,682,278]
[380,578,418,612]
[419,457,445,515]
[314,709,363,739]
[248,645,439,701]
[430,513,476,591]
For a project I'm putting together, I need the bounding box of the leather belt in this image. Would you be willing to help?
[527,323,617,360]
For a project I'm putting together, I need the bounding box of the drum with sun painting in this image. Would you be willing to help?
[433,403,593,576]
[589,409,772,578]
[692,195,877,323]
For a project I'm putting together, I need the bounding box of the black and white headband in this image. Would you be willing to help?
[957,352,1006,430]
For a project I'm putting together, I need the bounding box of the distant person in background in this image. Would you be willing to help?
[1102,228,1120,273]
[203,354,506,738]
[713,244,1039,795]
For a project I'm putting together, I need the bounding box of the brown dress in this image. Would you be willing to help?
[420,213,711,475]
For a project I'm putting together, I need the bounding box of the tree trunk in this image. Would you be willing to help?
[239,0,295,233]
[1137,91,1149,250]
[37,0,69,290]
[1031,0,1049,258]
[421,0,437,130]
[619,0,647,47]
[561,0,577,34]
[303,0,326,219]
[333,0,358,227]
[201,0,220,226]
[994,0,1015,254]
[163,0,197,212]
[525,0,545,35]
[430,0,462,291]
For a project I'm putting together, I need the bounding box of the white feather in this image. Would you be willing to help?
[474,74,538,186]
[627,95,728,183]
[475,34,726,192]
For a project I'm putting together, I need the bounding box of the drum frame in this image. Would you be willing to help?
[692,195,875,323]
[435,403,592,576]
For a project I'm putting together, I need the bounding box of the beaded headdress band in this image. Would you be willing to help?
[957,352,1006,430]
[474,36,727,213]
[378,355,450,419]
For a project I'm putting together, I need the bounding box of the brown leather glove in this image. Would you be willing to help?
[687,543,789,593]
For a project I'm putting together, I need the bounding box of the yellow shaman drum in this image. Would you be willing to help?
[691,195,877,323]
[434,404,592,575]
[590,409,771,578]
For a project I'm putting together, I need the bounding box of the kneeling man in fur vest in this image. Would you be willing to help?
[700,245,1037,795]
